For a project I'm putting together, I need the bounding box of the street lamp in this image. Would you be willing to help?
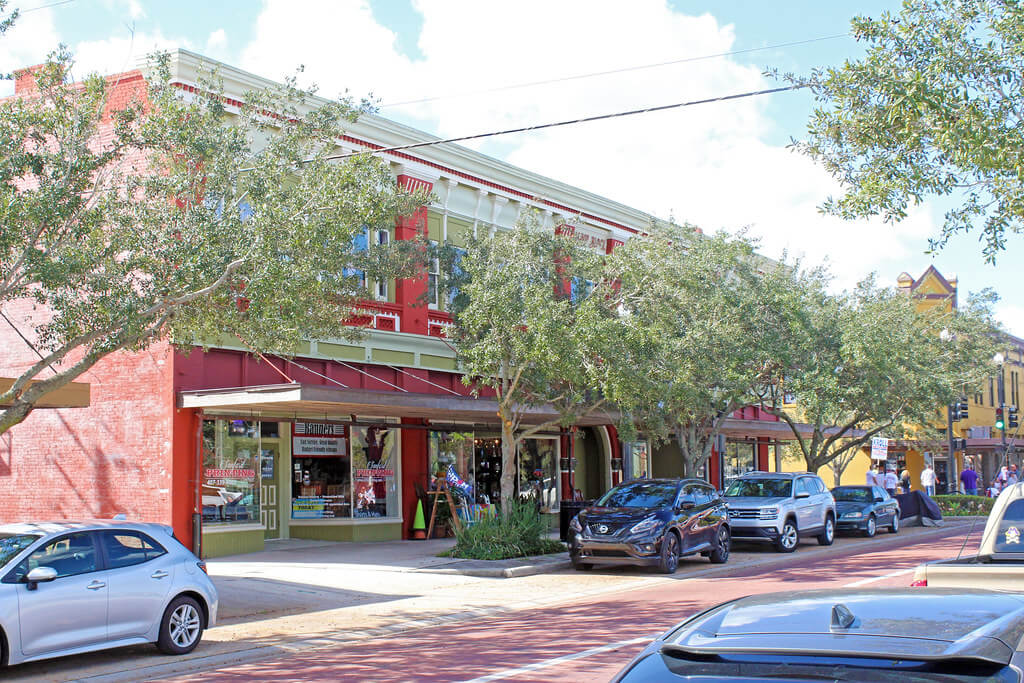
[994,353,1008,469]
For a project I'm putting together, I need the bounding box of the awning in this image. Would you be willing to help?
[0,377,90,409]
[178,383,616,427]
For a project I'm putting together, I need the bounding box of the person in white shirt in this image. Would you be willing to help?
[883,467,899,496]
[921,463,936,497]
[866,466,878,486]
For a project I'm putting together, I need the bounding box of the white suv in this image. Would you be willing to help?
[723,472,836,553]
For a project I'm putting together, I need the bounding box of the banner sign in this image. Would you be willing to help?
[870,437,889,460]
[293,422,347,457]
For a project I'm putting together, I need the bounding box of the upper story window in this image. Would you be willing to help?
[373,229,389,301]
[427,242,440,309]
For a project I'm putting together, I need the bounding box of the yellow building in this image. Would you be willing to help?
[791,267,1023,495]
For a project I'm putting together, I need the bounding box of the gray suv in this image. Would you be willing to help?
[723,472,836,552]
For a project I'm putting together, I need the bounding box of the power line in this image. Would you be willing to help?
[19,0,76,13]
[380,33,846,108]
[333,83,805,161]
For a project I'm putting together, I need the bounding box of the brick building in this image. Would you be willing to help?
[1,50,792,557]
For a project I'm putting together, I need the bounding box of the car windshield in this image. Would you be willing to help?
[724,479,792,498]
[0,533,40,567]
[833,487,873,503]
[596,482,678,508]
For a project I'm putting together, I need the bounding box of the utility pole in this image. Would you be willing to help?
[998,366,1007,467]
[948,403,958,495]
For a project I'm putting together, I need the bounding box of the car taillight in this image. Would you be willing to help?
[197,560,208,574]
[910,578,927,587]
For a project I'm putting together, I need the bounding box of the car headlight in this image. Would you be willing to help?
[629,516,663,535]
[569,515,582,533]
[843,511,863,519]
[759,507,778,520]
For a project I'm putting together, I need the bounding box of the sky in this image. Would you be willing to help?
[2,0,1022,335]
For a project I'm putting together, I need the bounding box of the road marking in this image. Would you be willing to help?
[843,568,915,587]
[458,635,657,683]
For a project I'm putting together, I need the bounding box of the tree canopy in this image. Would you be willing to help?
[0,50,426,433]
[788,0,1024,261]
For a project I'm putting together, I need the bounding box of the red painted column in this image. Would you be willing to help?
[401,417,429,539]
[395,174,434,336]
[607,425,623,486]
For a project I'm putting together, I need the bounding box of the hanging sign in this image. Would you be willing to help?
[870,437,889,461]
[292,422,347,457]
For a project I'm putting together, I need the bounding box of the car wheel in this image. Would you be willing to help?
[817,514,835,546]
[775,519,798,553]
[156,595,204,655]
[709,526,730,564]
[864,514,877,538]
[658,531,680,574]
[889,512,900,534]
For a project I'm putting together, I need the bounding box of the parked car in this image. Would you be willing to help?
[832,484,900,537]
[912,481,1024,589]
[611,588,1024,682]
[723,472,836,552]
[0,520,218,667]
[568,478,729,574]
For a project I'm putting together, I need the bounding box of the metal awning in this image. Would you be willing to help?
[0,377,90,409]
[178,383,616,427]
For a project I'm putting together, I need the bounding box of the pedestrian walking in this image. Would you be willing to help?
[921,463,936,497]
[900,469,911,494]
[866,465,879,487]
[1008,464,1019,487]
[960,465,979,496]
[883,467,898,496]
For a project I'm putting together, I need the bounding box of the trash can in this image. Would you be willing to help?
[559,500,592,542]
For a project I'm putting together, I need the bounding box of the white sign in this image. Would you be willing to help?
[870,437,889,460]
[293,436,346,457]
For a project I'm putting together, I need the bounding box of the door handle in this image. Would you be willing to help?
[151,570,169,579]
[86,581,106,590]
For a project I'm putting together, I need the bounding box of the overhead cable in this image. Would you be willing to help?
[381,32,847,108]
[332,84,805,161]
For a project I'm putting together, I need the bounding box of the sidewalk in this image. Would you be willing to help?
[5,519,976,683]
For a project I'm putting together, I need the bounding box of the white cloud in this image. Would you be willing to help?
[205,28,228,58]
[71,29,190,77]
[0,7,61,96]
[995,303,1024,339]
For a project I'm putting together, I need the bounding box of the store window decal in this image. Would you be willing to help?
[291,422,351,519]
[202,419,260,525]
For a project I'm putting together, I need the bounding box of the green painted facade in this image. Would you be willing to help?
[290,522,403,542]
[201,528,264,559]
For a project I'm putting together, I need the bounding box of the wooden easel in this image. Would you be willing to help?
[426,479,463,538]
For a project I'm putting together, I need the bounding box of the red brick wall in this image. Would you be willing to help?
[0,302,177,526]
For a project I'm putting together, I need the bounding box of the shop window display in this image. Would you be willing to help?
[518,438,560,512]
[430,431,474,490]
[351,425,400,518]
[291,422,350,519]
[474,437,502,504]
[201,419,260,524]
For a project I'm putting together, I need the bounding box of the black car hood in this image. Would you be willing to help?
[579,506,665,524]
[835,501,872,514]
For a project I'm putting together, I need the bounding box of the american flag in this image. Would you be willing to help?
[446,464,473,498]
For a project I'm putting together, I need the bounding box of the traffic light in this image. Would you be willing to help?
[1010,405,1020,430]
[996,407,1006,430]
[953,438,968,451]
[956,398,969,420]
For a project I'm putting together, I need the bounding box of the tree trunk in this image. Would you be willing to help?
[499,418,517,513]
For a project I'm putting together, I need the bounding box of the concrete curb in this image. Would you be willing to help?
[417,556,572,578]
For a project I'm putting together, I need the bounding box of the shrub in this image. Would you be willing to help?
[933,494,995,517]
[449,500,566,560]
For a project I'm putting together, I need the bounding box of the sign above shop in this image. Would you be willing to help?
[293,422,348,457]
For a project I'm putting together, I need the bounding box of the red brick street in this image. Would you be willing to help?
[164,523,976,683]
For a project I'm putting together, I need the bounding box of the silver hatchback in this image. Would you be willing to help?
[0,520,218,667]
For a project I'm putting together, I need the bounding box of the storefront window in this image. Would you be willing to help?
[430,431,474,491]
[351,425,400,518]
[724,441,756,484]
[519,438,559,512]
[475,437,502,504]
[291,422,350,519]
[628,441,650,479]
[201,419,260,525]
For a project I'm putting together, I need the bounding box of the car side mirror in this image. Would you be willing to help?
[677,501,696,511]
[25,566,57,591]
[794,491,810,499]
[874,496,884,503]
